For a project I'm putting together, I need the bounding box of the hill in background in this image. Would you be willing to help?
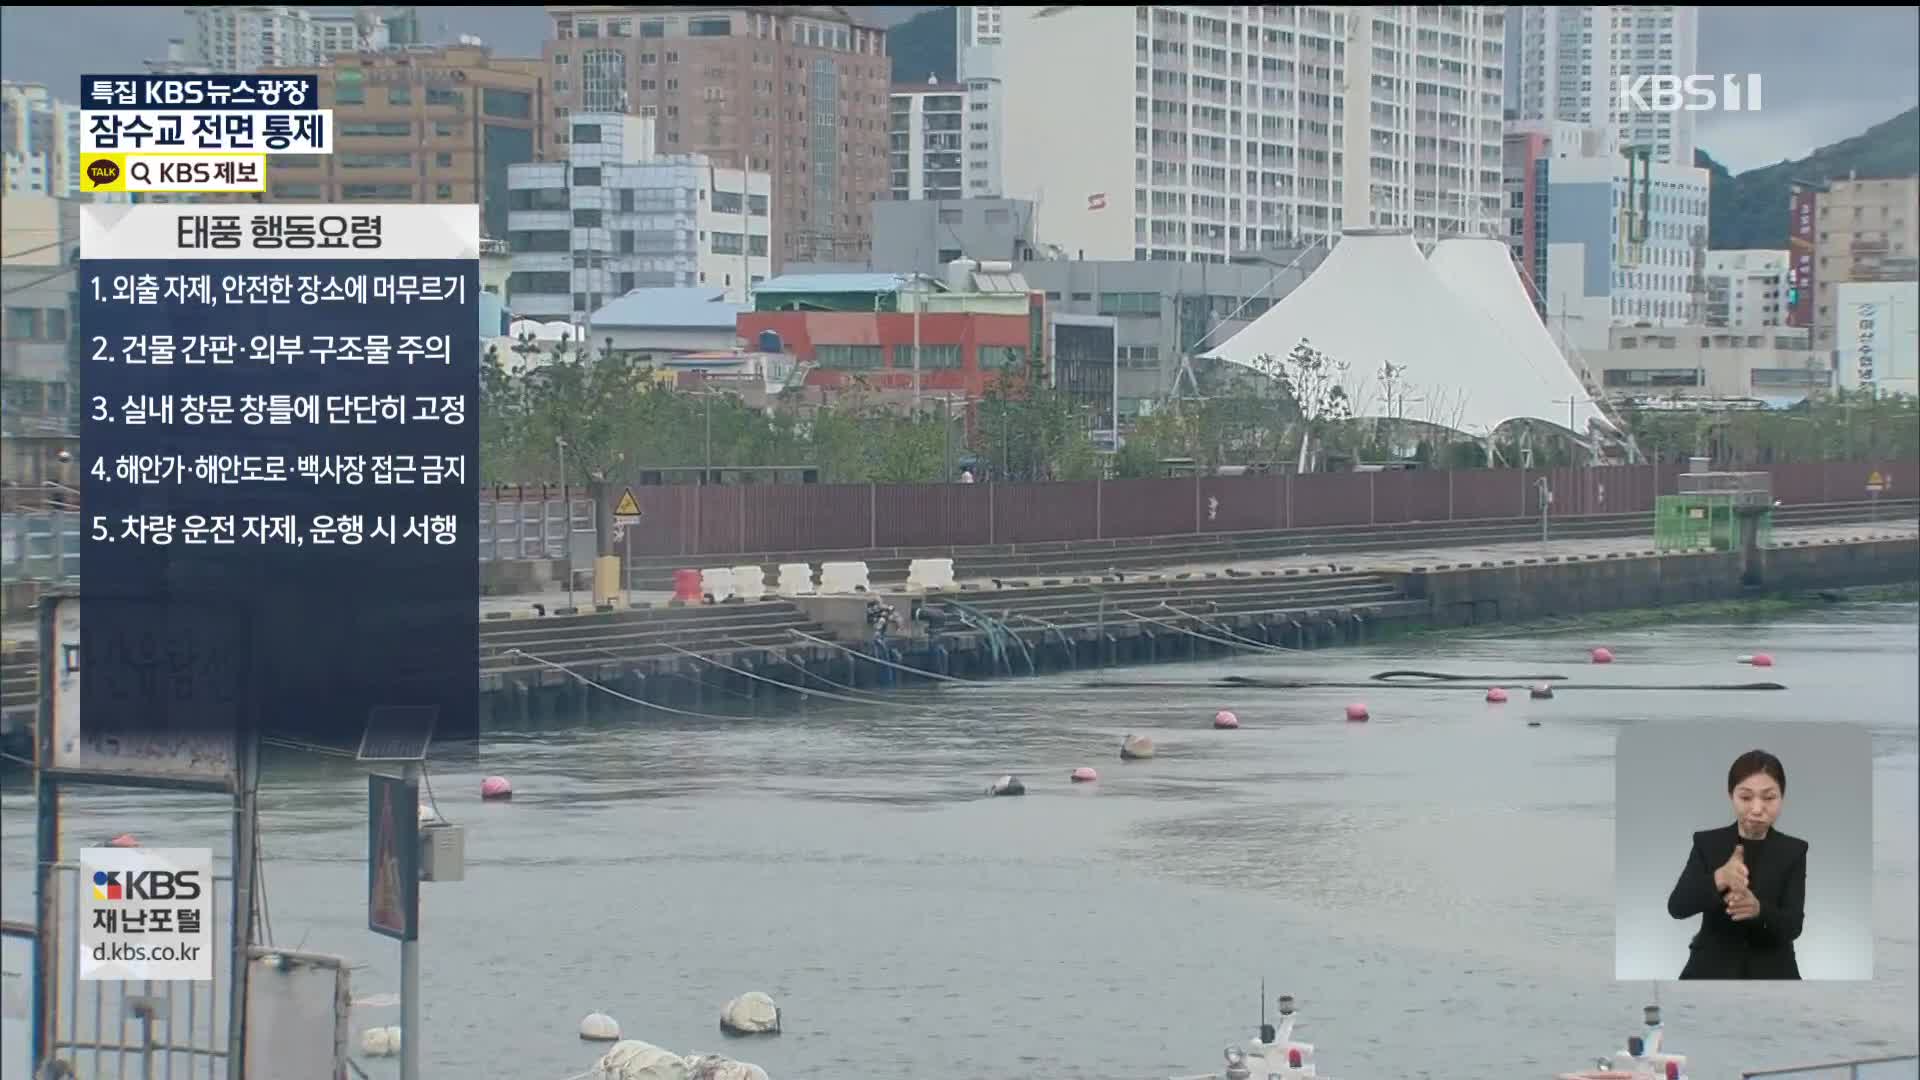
[1700,106,1919,249]
[888,6,956,84]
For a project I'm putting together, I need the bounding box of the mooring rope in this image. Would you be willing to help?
[726,635,891,701]
[786,628,976,684]
[504,648,745,720]
[585,643,753,701]
[660,641,885,707]
[1161,601,1303,654]
[1371,670,1569,683]
[1077,673,1787,693]
[1125,609,1293,656]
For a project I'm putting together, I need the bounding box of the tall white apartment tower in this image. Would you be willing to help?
[955,7,1006,197]
[1505,6,1700,166]
[1001,6,1507,262]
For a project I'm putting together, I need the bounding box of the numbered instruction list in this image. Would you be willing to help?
[79,204,480,754]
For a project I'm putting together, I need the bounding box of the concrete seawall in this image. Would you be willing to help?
[1400,534,1920,628]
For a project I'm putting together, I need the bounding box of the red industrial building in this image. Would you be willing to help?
[735,272,1045,399]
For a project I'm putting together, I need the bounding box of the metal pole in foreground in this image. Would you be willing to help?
[1537,478,1550,542]
[400,760,421,1080]
[623,526,632,608]
[557,436,574,611]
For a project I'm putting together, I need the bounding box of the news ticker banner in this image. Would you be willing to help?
[80,73,328,196]
[76,204,480,767]
[80,847,214,981]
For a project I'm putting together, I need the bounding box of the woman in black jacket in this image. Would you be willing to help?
[1666,749,1808,979]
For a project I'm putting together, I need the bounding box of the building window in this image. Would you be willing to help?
[340,121,412,137]
[581,49,627,113]
[640,19,665,38]
[426,88,463,107]
[976,345,1026,370]
[388,86,412,105]
[435,121,458,138]
[937,208,963,224]
[815,344,884,370]
[333,69,365,105]
[6,307,41,338]
[573,209,603,227]
[436,151,453,167]
[339,152,411,169]
[898,344,962,369]
[483,89,533,119]
[574,166,602,186]
[436,183,453,200]
[1098,291,1159,316]
[689,17,732,36]
[271,182,325,199]
[342,183,414,199]
[572,123,602,144]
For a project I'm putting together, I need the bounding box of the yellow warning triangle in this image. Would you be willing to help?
[613,489,642,517]
[1868,471,1884,486]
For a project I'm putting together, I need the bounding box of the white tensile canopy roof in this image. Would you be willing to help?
[1201,229,1613,438]
[1427,235,1617,434]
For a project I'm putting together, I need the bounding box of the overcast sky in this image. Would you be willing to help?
[2,5,1913,174]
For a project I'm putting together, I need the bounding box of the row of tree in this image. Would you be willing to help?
[481,340,1917,486]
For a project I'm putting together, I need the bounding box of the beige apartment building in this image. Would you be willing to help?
[1811,175,1920,353]
[250,44,546,238]
[541,5,890,268]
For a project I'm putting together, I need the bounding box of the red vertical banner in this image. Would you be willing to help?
[1787,186,1818,329]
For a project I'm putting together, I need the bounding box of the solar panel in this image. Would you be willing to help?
[356,705,437,762]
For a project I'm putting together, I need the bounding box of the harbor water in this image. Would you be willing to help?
[4,603,1917,1078]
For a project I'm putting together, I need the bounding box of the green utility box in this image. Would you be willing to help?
[1654,494,1774,552]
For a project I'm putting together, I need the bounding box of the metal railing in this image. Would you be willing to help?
[1742,1056,1919,1079]
[39,862,235,1080]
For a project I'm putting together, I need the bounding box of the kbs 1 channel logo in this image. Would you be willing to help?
[80,848,215,982]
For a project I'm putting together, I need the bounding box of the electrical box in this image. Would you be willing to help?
[419,822,464,882]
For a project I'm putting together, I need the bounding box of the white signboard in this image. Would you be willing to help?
[46,595,238,781]
[79,846,215,982]
[1835,281,1919,397]
[245,948,353,1078]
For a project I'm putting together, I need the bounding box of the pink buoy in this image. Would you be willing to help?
[1590,647,1615,664]
[1213,710,1240,729]
[1749,652,1774,668]
[480,775,513,801]
[107,834,139,848]
[1071,767,1099,783]
[1345,702,1369,722]
[1485,687,1509,703]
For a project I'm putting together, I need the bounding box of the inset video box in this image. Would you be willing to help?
[78,205,480,759]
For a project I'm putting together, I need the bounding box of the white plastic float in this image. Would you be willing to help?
[906,557,957,591]
[699,567,736,603]
[731,565,767,600]
[775,563,816,598]
[817,561,871,594]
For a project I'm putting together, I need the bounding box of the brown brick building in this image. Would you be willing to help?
[542,6,890,268]
[256,44,547,238]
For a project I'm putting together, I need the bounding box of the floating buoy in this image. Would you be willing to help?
[1530,683,1554,700]
[1071,767,1098,783]
[1485,687,1508,703]
[1344,703,1369,722]
[579,1012,621,1041]
[360,1026,402,1057]
[1749,652,1774,668]
[107,834,139,848]
[1591,647,1615,664]
[480,775,513,800]
[1120,734,1156,760]
[719,992,782,1036]
[1213,710,1240,729]
[988,775,1026,797]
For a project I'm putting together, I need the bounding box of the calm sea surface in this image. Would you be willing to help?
[4,603,1917,1079]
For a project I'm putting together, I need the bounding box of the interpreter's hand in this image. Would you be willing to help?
[1726,889,1761,922]
[1713,844,1749,894]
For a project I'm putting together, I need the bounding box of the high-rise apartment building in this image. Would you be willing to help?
[247,45,545,238]
[1,82,82,198]
[1702,250,1788,329]
[158,6,405,74]
[1505,6,1699,167]
[889,80,966,201]
[541,6,890,268]
[1000,6,1507,262]
[506,113,771,318]
[952,7,1006,199]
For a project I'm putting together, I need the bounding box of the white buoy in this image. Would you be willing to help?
[580,1011,622,1041]
[685,1054,771,1080]
[360,1025,402,1057]
[719,991,782,1036]
[591,1040,688,1080]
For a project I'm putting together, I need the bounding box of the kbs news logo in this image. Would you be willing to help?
[92,868,205,903]
[1617,74,1763,113]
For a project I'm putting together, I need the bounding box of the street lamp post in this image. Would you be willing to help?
[557,436,574,611]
